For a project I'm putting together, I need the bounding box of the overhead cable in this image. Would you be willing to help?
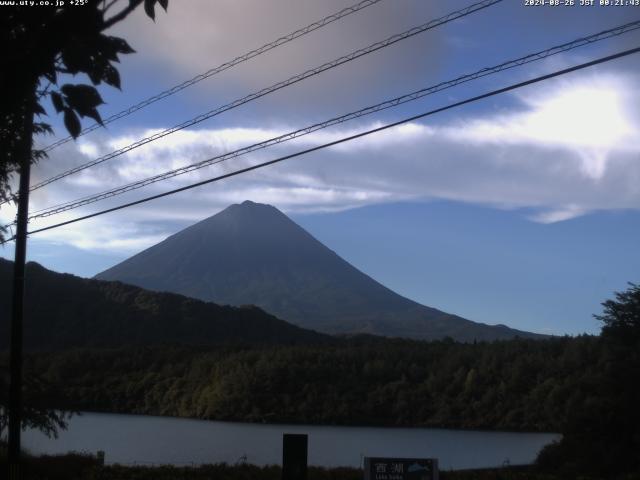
[41,0,388,152]
[17,46,639,239]
[28,20,640,220]
[28,0,502,193]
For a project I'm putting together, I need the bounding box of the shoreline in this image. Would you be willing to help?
[23,412,558,471]
[68,409,561,436]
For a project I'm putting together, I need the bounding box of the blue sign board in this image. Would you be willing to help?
[364,457,438,480]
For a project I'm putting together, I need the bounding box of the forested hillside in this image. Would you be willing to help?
[0,259,330,349]
[21,336,600,432]
[2,282,638,477]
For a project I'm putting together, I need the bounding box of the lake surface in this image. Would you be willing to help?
[23,412,559,470]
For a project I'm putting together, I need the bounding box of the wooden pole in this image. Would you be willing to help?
[7,84,35,480]
[282,433,308,480]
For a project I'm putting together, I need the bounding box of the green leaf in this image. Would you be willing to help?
[144,0,156,20]
[61,84,104,112]
[33,122,54,136]
[51,92,65,113]
[61,85,105,125]
[102,64,121,89]
[32,149,48,162]
[84,108,103,126]
[34,103,46,116]
[87,58,115,86]
[60,42,91,75]
[98,36,122,62]
[86,65,103,85]
[109,36,135,55]
[63,108,81,138]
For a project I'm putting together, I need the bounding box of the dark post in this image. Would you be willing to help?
[7,84,35,480]
[282,433,308,480]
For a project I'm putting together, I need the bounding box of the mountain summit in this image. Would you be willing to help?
[96,201,541,341]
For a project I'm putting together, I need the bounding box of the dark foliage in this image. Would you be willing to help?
[0,259,331,350]
[537,283,640,477]
[1,261,637,476]
[0,0,168,240]
[0,360,73,441]
[16,335,601,432]
[24,451,101,480]
[596,283,640,342]
[0,449,607,480]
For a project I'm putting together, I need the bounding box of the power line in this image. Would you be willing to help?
[40,0,387,152]
[18,46,639,239]
[28,0,502,193]
[27,19,640,220]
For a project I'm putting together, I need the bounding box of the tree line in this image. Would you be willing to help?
[17,336,601,432]
[1,283,638,477]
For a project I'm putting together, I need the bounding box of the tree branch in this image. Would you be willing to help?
[102,0,144,30]
[102,0,121,14]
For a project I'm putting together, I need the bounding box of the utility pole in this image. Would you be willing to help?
[7,83,35,480]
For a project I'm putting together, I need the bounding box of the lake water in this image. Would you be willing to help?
[23,412,560,470]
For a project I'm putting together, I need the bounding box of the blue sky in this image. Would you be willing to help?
[2,0,640,335]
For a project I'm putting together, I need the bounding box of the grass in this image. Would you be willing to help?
[2,446,638,480]
[0,452,568,480]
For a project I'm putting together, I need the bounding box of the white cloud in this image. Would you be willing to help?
[213,186,394,213]
[528,205,588,224]
[445,73,638,179]
[30,211,169,252]
[0,203,16,226]
[9,68,639,254]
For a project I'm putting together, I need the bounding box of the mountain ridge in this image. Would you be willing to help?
[0,257,330,350]
[96,201,543,341]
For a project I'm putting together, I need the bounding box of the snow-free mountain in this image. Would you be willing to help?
[96,201,541,341]
[0,258,328,350]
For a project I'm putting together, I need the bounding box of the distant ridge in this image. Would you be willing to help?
[0,258,330,350]
[96,201,544,341]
